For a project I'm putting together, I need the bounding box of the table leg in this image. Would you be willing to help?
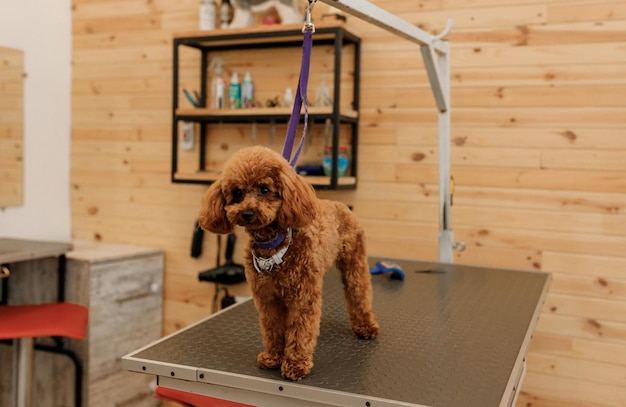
[1,264,8,305]
[13,337,34,407]
[57,254,66,302]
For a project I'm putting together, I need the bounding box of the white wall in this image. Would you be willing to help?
[0,1,71,241]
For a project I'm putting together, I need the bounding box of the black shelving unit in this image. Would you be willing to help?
[171,21,361,190]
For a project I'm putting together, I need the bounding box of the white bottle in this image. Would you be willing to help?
[241,72,254,107]
[199,0,216,31]
[283,87,293,107]
[181,121,195,150]
[209,57,225,109]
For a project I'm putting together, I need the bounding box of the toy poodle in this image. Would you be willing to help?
[199,146,379,381]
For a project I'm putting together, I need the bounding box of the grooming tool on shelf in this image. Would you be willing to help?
[183,88,201,107]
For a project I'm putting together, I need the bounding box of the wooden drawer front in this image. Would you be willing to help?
[88,254,163,380]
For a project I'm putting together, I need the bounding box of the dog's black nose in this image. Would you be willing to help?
[241,210,255,223]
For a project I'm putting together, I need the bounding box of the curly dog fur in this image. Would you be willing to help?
[199,146,379,381]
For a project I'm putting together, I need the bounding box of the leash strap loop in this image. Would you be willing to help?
[282,27,313,168]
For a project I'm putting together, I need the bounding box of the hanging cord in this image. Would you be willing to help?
[281,0,316,167]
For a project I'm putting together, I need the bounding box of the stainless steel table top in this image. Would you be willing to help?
[124,259,550,407]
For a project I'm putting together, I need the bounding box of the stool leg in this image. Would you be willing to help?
[13,337,34,407]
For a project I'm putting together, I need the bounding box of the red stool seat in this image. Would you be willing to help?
[0,302,88,407]
[155,386,254,407]
[0,302,88,339]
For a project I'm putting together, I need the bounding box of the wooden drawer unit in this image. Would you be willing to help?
[66,241,164,407]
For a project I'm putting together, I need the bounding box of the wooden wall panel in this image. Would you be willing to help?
[71,0,626,406]
[0,46,24,208]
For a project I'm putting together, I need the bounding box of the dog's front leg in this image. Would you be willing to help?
[281,284,323,381]
[255,294,287,370]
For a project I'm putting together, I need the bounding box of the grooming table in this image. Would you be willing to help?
[123,259,550,407]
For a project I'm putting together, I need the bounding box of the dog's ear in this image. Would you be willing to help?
[199,179,233,234]
[278,167,319,228]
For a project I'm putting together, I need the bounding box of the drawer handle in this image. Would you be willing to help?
[115,282,160,304]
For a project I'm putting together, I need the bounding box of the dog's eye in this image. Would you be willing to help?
[259,186,271,195]
[231,188,243,203]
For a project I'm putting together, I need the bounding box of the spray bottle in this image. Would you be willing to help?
[209,57,225,109]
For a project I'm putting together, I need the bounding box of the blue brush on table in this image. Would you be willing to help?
[370,260,405,280]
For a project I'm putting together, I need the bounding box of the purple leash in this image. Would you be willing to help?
[281,27,313,168]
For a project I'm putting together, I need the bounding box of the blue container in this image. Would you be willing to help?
[322,146,349,177]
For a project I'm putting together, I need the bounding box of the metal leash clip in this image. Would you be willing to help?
[303,0,316,32]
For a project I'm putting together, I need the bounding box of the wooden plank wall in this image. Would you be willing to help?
[0,46,24,208]
[70,1,626,406]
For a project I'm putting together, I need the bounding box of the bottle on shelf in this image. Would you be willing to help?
[199,0,216,31]
[241,71,255,107]
[228,71,241,109]
[209,57,226,109]
[283,87,293,107]
[220,0,233,29]
[322,145,350,177]
[314,77,332,106]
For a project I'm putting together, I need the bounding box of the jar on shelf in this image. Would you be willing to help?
[322,145,350,177]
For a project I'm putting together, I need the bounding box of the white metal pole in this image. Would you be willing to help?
[320,0,447,50]
[436,46,453,263]
[317,0,455,262]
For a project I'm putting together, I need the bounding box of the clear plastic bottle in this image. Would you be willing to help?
[209,57,225,109]
[199,0,216,31]
[228,72,241,109]
[283,87,293,107]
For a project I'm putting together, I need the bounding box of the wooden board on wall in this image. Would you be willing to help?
[0,46,24,208]
[70,1,626,406]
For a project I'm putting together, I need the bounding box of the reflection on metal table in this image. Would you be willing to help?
[123,259,550,407]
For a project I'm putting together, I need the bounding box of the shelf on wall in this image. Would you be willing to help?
[171,21,361,190]
[173,21,355,47]
[176,107,358,122]
[174,171,357,188]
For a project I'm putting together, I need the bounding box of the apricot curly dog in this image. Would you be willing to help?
[199,146,379,380]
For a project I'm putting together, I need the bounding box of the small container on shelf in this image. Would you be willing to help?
[199,0,217,31]
[322,145,350,177]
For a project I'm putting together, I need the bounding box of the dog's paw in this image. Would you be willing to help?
[281,358,312,381]
[352,319,380,340]
[257,351,282,369]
